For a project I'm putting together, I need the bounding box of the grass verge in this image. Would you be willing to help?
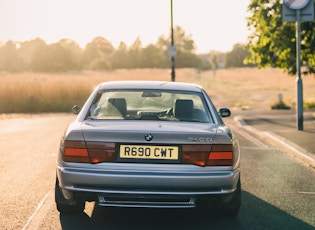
[1,68,315,113]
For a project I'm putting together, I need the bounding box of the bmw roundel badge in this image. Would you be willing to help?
[144,134,153,141]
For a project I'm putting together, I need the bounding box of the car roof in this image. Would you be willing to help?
[98,81,204,92]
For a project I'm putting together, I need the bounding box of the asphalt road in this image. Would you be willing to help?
[0,114,314,230]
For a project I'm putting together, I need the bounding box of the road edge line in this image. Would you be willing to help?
[234,116,315,169]
[21,191,51,230]
[262,131,315,168]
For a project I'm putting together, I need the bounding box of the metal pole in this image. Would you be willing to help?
[170,0,175,82]
[296,10,304,130]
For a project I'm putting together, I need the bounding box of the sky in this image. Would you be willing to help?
[0,0,251,53]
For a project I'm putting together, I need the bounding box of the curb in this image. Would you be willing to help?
[234,116,315,169]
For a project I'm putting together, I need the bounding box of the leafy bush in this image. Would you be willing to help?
[304,101,315,109]
[270,101,291,110]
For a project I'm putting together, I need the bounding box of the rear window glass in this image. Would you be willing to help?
[87,90,212,123]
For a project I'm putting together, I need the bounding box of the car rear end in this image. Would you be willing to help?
[55,81,240,216]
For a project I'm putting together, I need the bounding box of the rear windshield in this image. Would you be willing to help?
[87,89,212,123]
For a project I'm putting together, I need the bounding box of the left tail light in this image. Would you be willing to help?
[63,141,116,163]
[181,144,233,166]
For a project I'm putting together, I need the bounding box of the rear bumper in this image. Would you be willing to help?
[57,163,240,208]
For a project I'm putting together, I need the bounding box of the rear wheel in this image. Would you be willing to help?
[55,177,85,213]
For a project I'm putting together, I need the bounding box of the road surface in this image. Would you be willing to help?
[0,114,314,230]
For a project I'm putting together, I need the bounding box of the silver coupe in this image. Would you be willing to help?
[55,81,241,216]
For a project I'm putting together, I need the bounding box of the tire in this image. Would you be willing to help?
[219,178,241,217]
[55,177,85,213]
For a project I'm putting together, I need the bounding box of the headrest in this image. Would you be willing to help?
[174,99,193,120]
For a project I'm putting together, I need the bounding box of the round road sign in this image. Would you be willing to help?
[284,0,310,10]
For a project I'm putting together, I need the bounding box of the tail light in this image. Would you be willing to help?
[181,144,233,166]
[63,141,90,163]
[182,145,211,166]
[63,141,116,163]
[207,144,233,166]
[86,142,116,163]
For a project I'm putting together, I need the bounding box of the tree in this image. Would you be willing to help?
[111,42,130,69]
[173,26,196,53]
[246,0,315,75]
[0,41,23,72]
[28,39,50,72]
[141,44,168,68]
[129,37,143,68]
[82,37,114,70]
[225,43,255,68]
[156,26,200,68]
[19,38,82,72]
[19,38,45,71]
[57,39,82,71]
[44,40,80,72]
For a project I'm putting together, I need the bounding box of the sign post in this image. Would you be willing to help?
[170,0,176,82]
[282,0,314,131]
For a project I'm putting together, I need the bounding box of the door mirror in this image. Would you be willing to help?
[218,108,231,117]
[72,105,81,114]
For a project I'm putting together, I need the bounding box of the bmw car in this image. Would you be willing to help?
[55,81,241,216]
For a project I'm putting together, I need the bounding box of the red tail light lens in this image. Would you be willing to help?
[181,145,212,166]
[63,141,116,163]
[86,142,116,163]
[181,144,233,166]
[207,144,233,166]
[63,141,90,163]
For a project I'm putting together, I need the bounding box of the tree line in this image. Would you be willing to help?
[0,26,253,73]
[2,0,315,76]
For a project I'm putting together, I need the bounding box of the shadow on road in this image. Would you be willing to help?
[59,191,314,230]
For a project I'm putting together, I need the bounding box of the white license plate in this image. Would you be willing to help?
[119,145,179,160]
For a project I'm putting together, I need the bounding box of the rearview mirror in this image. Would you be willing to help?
[218,108,231,117]
[141,91,162,97]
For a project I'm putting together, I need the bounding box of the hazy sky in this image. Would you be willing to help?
[0,0,251,53]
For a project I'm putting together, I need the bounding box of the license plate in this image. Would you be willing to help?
[119,145,179,160]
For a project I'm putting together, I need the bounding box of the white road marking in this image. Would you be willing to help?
[263,131,315,168]
[234,116,315,168]
[298,191,315,195]
[241,147,267,150]
[22,191,53,230]
[230,124,270,150]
